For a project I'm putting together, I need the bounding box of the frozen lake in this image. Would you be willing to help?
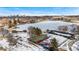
[16,21,74,31]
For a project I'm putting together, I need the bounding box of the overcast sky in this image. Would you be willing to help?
[0,7,79,16]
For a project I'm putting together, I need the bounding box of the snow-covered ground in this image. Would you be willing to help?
[15,21,78,51]
[0,39,9,49]
[47,34,68,46]
[8,32,46,51]
[11,32,69,51]
[16,21,74,31]
[0,32,70,51]
[0,20,78,51]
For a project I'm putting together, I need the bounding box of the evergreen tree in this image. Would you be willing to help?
[36,28,42,35]
[28,26,42,36]
[17,18,20,24]
[13,18,17,26]
[50,38,58,51]
[8,20,12,28]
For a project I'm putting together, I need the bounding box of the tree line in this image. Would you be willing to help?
[8,18,20,28]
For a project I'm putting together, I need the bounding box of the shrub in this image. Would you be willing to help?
[23,30,27,32]
[12,30,17,33]
[7,33,17,46]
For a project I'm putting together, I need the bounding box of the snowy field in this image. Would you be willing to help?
[11,32,69,51]
[0,20,78,51]
[11,32,45,51]
[16,21,74,31]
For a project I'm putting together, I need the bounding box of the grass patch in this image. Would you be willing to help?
[0,47,6,51]
[0,35,7,40]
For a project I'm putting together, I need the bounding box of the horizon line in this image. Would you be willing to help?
[0,14,79,16]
